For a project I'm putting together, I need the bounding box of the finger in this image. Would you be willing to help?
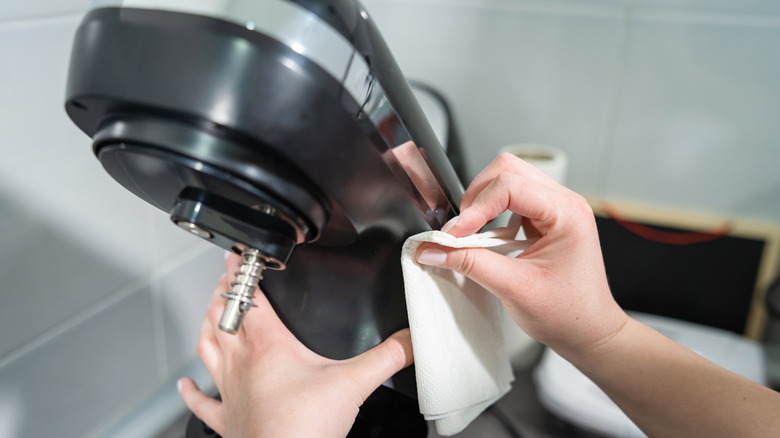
[460,153,562,210]
[343,328,414,401]
[178,377,225,436]
[199,275,225,343]
[196,334,223,390]
[240,284,296,343]
[198,275,227,387]
[446,172,563,238]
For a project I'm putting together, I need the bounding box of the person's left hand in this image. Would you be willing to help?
[179,253,414,438]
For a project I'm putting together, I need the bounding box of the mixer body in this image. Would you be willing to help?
[66,1,463,435]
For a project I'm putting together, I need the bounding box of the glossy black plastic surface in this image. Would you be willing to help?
[65,4,463,433]
[291,0,465,207]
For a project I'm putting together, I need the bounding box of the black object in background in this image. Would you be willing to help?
[596,215,765,335]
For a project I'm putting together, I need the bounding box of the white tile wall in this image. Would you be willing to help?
[1,0,780,437]
[0,15,153,352]
[0,15,176,276]
[364,0,780,224]
[0,5,227,438]
[150,212,218,276]
[0,285,157,438]
[601,8,780,220]
[0,193,137,357]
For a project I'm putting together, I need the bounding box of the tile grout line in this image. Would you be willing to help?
[149,276,169,383]
[0,239,216,372]
[0,275,150,370]
[368,0,626,18]
[0,11,85,29]
[148,209,171,383]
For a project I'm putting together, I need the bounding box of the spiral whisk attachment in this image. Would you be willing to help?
[219,248,268,334]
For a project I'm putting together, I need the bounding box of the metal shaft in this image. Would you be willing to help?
[219,248,267,334]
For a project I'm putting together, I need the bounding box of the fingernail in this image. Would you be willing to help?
[224,251,232,260]
[177,379,184,394]
[441,216,460,234]
[417,248,447,266]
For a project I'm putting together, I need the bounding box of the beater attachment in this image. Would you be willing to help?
[219,248,268,334]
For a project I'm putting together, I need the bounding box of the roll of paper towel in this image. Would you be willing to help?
[495,143,568,367]
[499,143,568,185]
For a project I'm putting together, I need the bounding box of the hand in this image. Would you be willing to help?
[424,154,780,438]
[416,153,628,355]
[179,254,414,438]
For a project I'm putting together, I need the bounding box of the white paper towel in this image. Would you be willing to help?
[401,227,529,435]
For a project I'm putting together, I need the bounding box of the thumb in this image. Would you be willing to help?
[344,328,414,401]
[417,245,525,302]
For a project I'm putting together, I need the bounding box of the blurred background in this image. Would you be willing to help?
[1,0,779,437]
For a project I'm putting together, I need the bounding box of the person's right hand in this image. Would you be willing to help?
[416,153,628,356]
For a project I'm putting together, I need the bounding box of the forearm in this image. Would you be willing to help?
[562,317,780,438]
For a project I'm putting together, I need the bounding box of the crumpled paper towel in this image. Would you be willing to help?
[401,226,528,435]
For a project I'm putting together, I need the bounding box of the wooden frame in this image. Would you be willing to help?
[588,198,780,340]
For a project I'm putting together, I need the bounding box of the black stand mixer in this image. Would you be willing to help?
[65,1,464,435]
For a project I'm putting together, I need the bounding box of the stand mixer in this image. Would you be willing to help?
[65,0,463,436]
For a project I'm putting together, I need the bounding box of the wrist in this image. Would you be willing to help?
[552,303,631,364]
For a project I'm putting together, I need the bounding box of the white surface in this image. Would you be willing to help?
[534,312,767,437]
[401,227,528,435]
[0,286,158,438]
